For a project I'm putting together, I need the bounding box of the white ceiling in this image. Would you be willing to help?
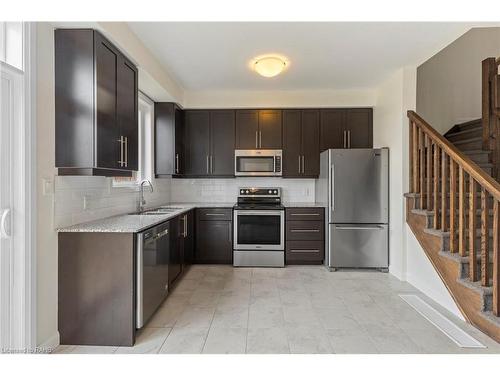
[127,22,476,92]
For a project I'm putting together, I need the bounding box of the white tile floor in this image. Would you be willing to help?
[53,265,500,354]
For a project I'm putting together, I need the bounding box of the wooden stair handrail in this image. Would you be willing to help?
[408,110,500,201]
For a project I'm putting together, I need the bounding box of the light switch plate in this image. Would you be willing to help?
[42,178,54,196]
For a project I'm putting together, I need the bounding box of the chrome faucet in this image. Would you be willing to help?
[138,179,154,212]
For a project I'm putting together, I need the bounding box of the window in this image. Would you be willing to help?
[0,22,24,71]
[112,91,154,187]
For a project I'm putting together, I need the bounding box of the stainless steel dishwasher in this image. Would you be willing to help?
[136,221,170,329]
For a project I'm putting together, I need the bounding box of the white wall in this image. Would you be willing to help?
[417,27,500,134]
[171,178,315,204]
[184,88,375,109]
[373,66,463,319]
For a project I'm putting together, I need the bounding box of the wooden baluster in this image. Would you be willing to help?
[426,135,432,210]
[469,178,478,281]
[493,199,499,316]
[433,144,440,229]
[481,189,490,286]
[459,167,466,257]
[419,129,425,209]
[441,152,448,231]
[412,122,418,193]
[449,159,457,253]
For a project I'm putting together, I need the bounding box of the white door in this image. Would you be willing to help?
[0,64,18,351]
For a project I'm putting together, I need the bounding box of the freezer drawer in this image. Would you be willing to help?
[329,224,388,269]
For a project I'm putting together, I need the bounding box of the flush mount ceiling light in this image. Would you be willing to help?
[252,55,288,78]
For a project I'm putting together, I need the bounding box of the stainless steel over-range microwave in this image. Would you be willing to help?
[234,149,282,177]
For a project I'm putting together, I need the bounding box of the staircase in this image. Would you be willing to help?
[406,110,500,343]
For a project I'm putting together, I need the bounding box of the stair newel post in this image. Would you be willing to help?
[459,167,467,257]
[469,178,478,281]
[426,134,432,210]
[419,129,425,209]
[450,159,457,253]
[493,199,499,316]
[481,188,490,287]
[433,144,440,229]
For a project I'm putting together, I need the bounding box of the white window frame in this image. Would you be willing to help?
[111,91,154,189]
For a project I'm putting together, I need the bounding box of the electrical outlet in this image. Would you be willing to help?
[83,195,89,211]
[42,178,54,196]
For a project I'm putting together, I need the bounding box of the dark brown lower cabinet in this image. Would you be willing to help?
[285,207,325,265]
[58,232,136,346]
[195,208,233,264]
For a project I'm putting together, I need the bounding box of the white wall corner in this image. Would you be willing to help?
[38,331,60,353]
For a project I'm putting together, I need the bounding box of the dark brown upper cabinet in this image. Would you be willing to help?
[236,109,282,149]
[320,108,372,151]
[183,110,235,177]
[283,110,320,177]
[155,103,184,177]
[55,29,138,177]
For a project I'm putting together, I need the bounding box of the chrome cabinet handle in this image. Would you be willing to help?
[298,156,301,174]
[301,155,305,174]
[205,213,225,216]
[175,153,179,174]
[290,249,320,253]
[343,131,346,148]
[290,213,320,216]
[117,136,124,166]
[210,155,213,174]
[184,214,188,238]
[259,131,262,148]
[125,136,128,167]
[347,130,351,148]
[290,229,320,233]
[255,131,258,148]
[206,155,210,174]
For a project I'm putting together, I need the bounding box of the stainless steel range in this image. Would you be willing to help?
[233,187,285,267]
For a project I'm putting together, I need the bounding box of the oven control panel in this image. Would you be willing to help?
[238,187,281,197]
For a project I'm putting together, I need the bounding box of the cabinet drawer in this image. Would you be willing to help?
[286,220,324,241]
[196,208,232,221]
[286,241,324,264]
[286,207,324,221]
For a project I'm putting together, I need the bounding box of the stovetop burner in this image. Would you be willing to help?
[235,187,283,210]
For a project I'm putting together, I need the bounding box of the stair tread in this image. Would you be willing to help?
[454,119,482,128]
[462,149,491,155]
[445,126,483,138]
[452,136,483,145]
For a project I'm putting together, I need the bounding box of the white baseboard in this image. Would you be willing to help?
[38,331,60,353]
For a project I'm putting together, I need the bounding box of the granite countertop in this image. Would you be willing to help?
[57,203,235,233]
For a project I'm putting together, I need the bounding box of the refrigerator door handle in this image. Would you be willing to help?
[335,225,386,230]
[330,164,334,212]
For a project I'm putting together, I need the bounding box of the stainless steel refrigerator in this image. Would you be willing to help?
[316,148,389,271]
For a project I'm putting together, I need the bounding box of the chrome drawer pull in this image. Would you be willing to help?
[290,229,320,233]
[290,213,320,216]
[290,249,320,253]
[205,213,225,216]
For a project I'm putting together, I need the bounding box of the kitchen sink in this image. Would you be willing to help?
[130,208,180,216]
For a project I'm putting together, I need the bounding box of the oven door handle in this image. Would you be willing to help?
[235,210,283,216]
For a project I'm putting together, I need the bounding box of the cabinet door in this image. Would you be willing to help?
[154,103,175,176]
[259,110,282,149]
[195,220,233,264]
[210,110,235,176]
[117,57,138,171]
[344,108,373,148]
[174,106,184,175]
[320,109,345,151]
[183,211,195,266]
[183,111,210,176]
[235,110,259,149]
[302,110,320,176]
[282,110,302,177]
[169,217,182,285]
[94,34,120,169]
